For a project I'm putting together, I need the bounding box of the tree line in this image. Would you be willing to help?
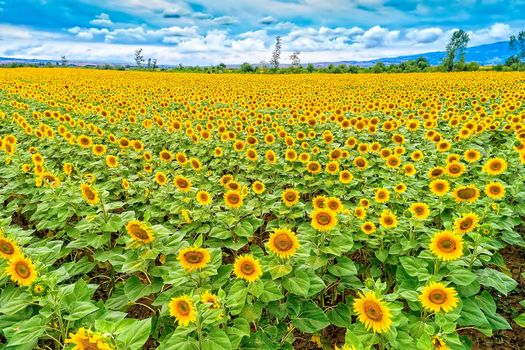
[2,29,524,72]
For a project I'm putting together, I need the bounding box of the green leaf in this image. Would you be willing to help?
[116,318,152,350]
[447,268,477,286]
[3,315,48,348]
[259,280,284,303]
[458,299,490,328]
[327,303,353,328]
[282,271,310,297]
[292,301,330,333]
[327,256,357,277]
[64,301,99,320]
[477,268,518,296]
[0,286,32,315]
[399,256,429,281]
[225,280,247,315]
[268,264,293,280]
[514,313,525,328]
[201,327,232,350]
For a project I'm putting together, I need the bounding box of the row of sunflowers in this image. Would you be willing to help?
[0,69,524,349]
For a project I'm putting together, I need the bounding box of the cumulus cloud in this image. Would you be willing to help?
[406,27,443,44]
[469,23,512,45]
[89,13,113,27]
[162,7,189,18]
[211,16,239,26]
[258,16,276,25]
[358,26,400,48]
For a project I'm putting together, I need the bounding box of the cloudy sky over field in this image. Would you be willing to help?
[0,0,524,65]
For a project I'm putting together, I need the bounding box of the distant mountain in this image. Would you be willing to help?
[311,41,512,68]
[0,41,513,68]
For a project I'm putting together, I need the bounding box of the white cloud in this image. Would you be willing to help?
[258,16,277,25]
[89,13,113,27]
[406,28,443,44]
[358,26,400,48]
[211,16,239,26]
[469,23,512,45]
[162,6,189,18]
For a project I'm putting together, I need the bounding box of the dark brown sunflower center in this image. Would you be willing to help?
[176,301,190,315]
[460,218,473,230]
[0,240,14,255]
[414,206,425,215]
[489,186,501,194]
[438,238,456,253]
[228,194,240,204]
[177,180,188,188]
[273,234,293,251]
[316,212,332,225]
[130,225,149,240]
[356,160,365,167]
[285,193,297,201]
[15,261,31,278]
[84,188,96,200]
[457,188,476,199]
[363,301,383,321]
[490,162,501,170]
[383,217,394,225]
[449,165,461,173]
[240,262,255,275]
[184,251,204,264]
[428,290,447,304]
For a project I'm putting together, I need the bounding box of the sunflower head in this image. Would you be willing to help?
[429,179,450,196]
[125,220,154,244]
[482,157,507,175]
[484,182,505,200]
[454,212,479,234]
[252,181,265,194]
[311,209,338,232]
[419,282,459,313]
[178,246,211,272]
[410,203,430,220]
[0,235,21,260]
[6,254,37,286]
[81,183,99,205]
[379,210,398,229]
[430,230,463,261]
[353,291,393,334]
[452,185,479,203]
[196,190,212,205]
[169,295,197,326]
[282,188,300,207]
[224,191,243,208]
[233,254,262,282]
[267,228,300,259]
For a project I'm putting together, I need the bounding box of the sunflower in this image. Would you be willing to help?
[0,235,21,260]
[81,183,99,205]
[410,203,430,220]
[429,179,450,196]
[355,206,366,220]
[325,161,339,175]
[452,185,480,203]
[196,190,211,205]
[484,182,505,200]
[445,162,465,178]
[63,162,72,176]
[77,134,92,148]
[353,156,368,170]
[155,172,168,186]
[267,228,300,258]
[160,149,174,162]
[430,230,463,261]
[306,161,322,174]
[174,176,192,192]
[66,327,113,350]
[394,182,407,193]
[360,221,376,235]
[178,246,211,271]
[125,220,154,244]
[21,164,31,173]
[482,157,507,175]
[201,291,220,309]
[464,149,481,163]
[353,291,393,334]
[312,195,327,209]
[454,212,479,234]
[92,144,106,156]
[311,209,338,231]
[105,155,118,168]
[385,155,401,168]
[252,181,265,194]
[375,188,390,203]
[428,167,445,179]
[169,295,197,326]
[379,210,398,229]
[6,254,37,286]
[419,282,459,313]
[234,254,262,282]
[359,198,371,208]
[339,170,353,184]
[40,172,61,188]
[122,179,130,190]
[326,197,343,213]
[224,191,243,208]
[282,188,300,207]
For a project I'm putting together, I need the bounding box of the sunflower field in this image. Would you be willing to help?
[0,68,524,350]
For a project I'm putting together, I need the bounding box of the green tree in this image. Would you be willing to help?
[444,30,469,71]
[240,62,254,73]
[509,31,525,61]
[306,63,315,73]
[269,36,282,71]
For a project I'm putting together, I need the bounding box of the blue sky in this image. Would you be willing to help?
[0,0,523,65]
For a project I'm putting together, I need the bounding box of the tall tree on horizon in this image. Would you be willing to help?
[269,36,282,70]
[510,31,525,61]
[444,30,469,71]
